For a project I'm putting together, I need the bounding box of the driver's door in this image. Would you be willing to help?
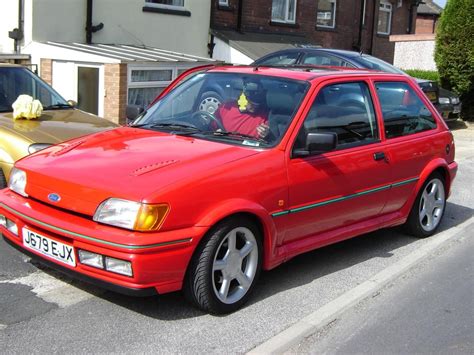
[281,79,391,245]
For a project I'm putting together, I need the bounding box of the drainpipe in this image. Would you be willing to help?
[237,0,243,33]
[408,3,414,33]
[369,0,377,55]
[86,0,104,44]
[356,0,365,51]
[8,0,24,56]
[86,0,93,44]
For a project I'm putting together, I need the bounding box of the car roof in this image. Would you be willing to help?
[207,65,407,82]
[255,47,362,59]
[0,63,23,68]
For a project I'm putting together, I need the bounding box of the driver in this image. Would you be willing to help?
[215,79,270,139]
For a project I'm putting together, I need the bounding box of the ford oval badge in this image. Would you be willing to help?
[48,193,61,203]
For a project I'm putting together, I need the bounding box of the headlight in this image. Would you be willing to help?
[93,198,169,231]
[8,168,28,197]
[438,97,450,105]
[28,143,53,154]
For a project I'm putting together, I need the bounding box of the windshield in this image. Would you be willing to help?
[0,67,69,112]
[355,55,405,74]
[132,72,309,148]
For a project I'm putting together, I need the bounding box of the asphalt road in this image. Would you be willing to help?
[0,122,472,354]
[290,229,473,354]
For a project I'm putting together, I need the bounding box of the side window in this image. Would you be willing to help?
[257,52,299,65]
[375,82,437,138]
[296,82,378,150]
[302,53,355,68]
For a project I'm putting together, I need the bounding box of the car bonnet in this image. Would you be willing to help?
[14,127,260,216]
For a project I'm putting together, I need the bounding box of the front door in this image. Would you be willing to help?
[281,79,390,245]
[77,66,99,115]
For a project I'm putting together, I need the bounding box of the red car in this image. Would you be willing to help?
[0,66,457,314]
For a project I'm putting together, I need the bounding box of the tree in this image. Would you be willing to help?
[434,0,474,120]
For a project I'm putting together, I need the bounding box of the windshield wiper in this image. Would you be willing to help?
[205,130,268,143]
[131,121,202,133]
[43,103,73,110]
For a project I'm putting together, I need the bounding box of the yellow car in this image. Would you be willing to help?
[0,64,118,188]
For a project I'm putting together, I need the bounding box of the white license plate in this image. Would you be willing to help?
[22,227,76,267]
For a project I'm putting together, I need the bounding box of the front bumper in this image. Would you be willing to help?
[0,189,206,295]
[438,103,462,121]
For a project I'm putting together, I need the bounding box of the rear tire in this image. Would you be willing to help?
[0,169,7,189]
[184,217,262,314]
[404,173,446,238]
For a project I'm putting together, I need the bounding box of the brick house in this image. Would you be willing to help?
[415,0,442,34]
[0,0,214,124]
[210,0,420,64]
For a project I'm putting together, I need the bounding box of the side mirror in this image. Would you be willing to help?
[126,105,145,124]
[293,132,337,158]
[307,132,337,153]
[67,100,77,107]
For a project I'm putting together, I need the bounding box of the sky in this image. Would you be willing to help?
[433,0,446,8]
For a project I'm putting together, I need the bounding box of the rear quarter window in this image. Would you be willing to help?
[375,82,437,139]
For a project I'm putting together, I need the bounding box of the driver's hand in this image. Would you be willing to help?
[256,123,270,138]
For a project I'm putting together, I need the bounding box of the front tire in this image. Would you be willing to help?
[405,173,446,238]
[184,217,262,314]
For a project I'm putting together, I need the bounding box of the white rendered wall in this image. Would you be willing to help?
[28,0,211,57]
[213,37,253,65]
[392,38,437,71]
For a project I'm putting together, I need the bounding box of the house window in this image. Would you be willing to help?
[128,67,174,108]
[377,1,392,35]
[316,0,336,28]
[145,0,184,9]
[218,0,229,6]
[271,0,297,24]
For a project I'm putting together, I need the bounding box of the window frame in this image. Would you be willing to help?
[144,0,185,10]
[127,65,188,108]
[377,0,392,35]
[271,0,297,24]
[293,79,381,155]
[316,0,337,29]
[373,80,438,139]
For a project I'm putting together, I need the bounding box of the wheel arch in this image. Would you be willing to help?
[401,159,451,217]
[188,201,277,273]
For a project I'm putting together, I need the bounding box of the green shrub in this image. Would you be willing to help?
[403,69,439,82]
[434,0,474,120]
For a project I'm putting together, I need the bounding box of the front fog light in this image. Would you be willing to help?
[0,215,18,235]
[105,257,133,277]
[78,250,104,269]
[7,220,18,235]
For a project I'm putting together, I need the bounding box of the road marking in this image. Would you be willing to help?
[248,217,474,354]
[0,324,6,331]
[0,271,99,308]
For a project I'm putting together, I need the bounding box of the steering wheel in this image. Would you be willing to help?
[191,111,225,131]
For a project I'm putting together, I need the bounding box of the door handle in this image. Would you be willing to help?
[374,152,386,161]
